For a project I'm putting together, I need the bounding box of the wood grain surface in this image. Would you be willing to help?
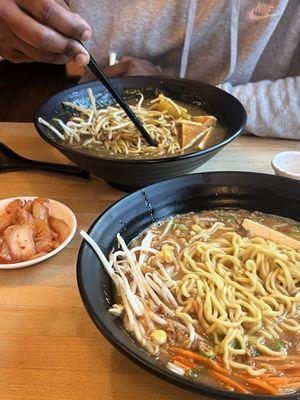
[0,123,299,400]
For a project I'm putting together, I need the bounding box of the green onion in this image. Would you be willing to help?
[250,347,262,357]
[172,224,188,232]
[199,350,216,361]
[268,340,288,352]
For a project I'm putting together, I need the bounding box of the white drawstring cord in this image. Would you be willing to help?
[179,0,198,79]
[109,52,118,66]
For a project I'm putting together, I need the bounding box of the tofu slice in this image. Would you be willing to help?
[242,219,300,250]
[180,124,208,147]
[192,116,217,127]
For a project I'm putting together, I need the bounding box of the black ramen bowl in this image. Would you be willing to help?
[34,76,246,191]
[77,172,300,400]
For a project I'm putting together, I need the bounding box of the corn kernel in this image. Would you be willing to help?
[150,330,167,345]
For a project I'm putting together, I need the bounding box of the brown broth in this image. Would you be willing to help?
[70,99,226,159]
[126,209,300,394]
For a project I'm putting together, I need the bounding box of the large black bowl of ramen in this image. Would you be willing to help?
[34,76,246,191]
[77,172,300,400]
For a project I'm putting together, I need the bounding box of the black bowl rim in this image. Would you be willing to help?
[34,75,247,164]
[76,171,298,400]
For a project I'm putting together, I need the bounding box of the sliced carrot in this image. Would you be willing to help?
[278,378,300,384]
[266,372,300,383]
[255,355,300,362]
[173,360,191,371]
[266,377,290,385]
[172,355,199,369]
[284,356,300,362]
[234,373,279,395]
[267,376,300,388]
[278,382,300,390]
[209,370,250,393]
[246,379,278,395]
[277,364,300,372]
[171,347,228,375]
[285,371,300,377]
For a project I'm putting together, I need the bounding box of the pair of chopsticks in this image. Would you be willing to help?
[84,46,157,147]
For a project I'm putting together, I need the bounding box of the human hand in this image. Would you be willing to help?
[0,0,91,65]
[103,56,161,77]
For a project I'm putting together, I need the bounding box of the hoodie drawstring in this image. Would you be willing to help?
[180,0,240,82]
[179,0,198,78]
[224,0,240,82]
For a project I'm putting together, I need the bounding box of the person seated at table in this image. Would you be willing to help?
[0,0,299,139]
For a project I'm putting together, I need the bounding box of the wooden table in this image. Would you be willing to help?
[0,123,299,400]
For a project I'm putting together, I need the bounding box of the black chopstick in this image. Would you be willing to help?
[63,0,156,146]
[80,45,157,147]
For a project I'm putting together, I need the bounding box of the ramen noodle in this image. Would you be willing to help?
[81,209,300,395]
[38,89,224,159]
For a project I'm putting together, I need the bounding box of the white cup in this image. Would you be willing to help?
[271,151,300,180]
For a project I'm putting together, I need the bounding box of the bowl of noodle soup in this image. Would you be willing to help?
[77,172,300,399]
[35,76,246,191]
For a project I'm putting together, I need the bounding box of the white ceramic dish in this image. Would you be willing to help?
[271,151,300,180]
[0,196,77,269]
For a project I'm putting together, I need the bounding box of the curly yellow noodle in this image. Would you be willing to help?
[173,229,300,374]
[102,212,300,380]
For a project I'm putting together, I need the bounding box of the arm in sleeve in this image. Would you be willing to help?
[218,77,300,140]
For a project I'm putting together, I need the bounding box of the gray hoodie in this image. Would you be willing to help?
[71,0,300,139]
